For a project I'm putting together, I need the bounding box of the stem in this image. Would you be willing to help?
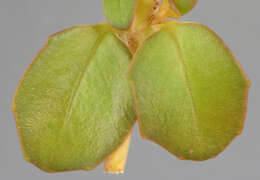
[104,1,179,173]
[104,130,133,174]
[115,0,181,55]
[131,0,160,32]
[151,0,180,25]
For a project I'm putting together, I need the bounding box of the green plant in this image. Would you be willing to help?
[12,0,250,174]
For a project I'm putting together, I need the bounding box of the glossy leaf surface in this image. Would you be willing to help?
[172,0,198,15]
[13,24,136,172]
[103,0,137,29]
[129,21,250,160]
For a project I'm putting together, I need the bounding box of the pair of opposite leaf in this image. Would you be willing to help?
[13,0,250,174]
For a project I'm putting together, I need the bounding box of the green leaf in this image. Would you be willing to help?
[172,0,198,15]
[129,21,250,161]
[103,0,137,30]
[13,24,136,172]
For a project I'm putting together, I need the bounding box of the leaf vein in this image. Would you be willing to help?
[168,29,204,145]
[49,31,108,167]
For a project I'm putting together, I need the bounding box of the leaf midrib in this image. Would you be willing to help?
[167,28,203,143]
[62,32,108,129]
[48,31,108,169]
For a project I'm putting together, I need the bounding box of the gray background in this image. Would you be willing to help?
[0,0,259,179]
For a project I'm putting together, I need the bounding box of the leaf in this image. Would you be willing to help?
[103,0,137,30]
[172,0,198,15]
[12,24,136,172]
[128,21,250,161]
